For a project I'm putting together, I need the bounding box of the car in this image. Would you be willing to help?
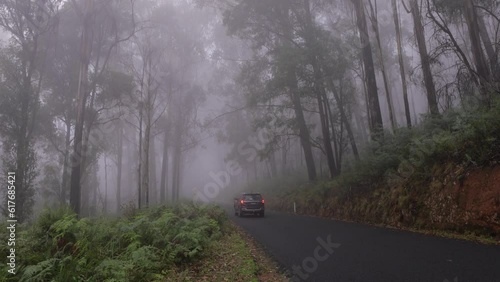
[234,193,265,217]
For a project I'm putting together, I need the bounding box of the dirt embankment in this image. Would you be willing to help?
[425,165,500,234]
[271,165,500,239]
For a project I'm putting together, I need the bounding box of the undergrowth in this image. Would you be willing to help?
[244,98,500,210]
[0,203,227,282]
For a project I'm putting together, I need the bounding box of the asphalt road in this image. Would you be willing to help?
[223,206,500,282]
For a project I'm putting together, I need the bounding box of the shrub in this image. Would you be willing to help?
[0,204,228,281]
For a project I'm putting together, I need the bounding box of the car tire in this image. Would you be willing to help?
[260,212,265,217]
[238,210,243,217]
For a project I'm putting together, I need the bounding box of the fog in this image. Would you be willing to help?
[0,0,498,219]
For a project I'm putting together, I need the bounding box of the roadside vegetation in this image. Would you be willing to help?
[0,203,285,281]
[242,100,500,242]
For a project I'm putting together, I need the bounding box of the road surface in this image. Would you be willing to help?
[224,206,500,282]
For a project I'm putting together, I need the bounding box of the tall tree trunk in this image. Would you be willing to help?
[160,129,169,204]
[70,0,94,216]
[327,79,360,161]
[280,3,317,181]
[137,102,143,209]
[149,134,157,205]
[289,84,317,181]
[392,0,412,127]
[326,102,340,165]
[409,0,439,115]
[281,140,288,175]
[142,116,151,207]
[351,0,384,137]
[464,0,491,102]
[104,154,108,213]
[116,121,123,213]
[303,0,337,178]
[171,118,182,201]
[61,118,71,205]
[172,148,181,201]
[476,12,497,77]
[368,0,396,131]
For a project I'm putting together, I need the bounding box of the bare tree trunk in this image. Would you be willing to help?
[142,115,151,207]
[61,118,71,205]
[328,79,360,161]
[409,0,439,115]
[171,119,182,201]
[280,3,317,181]
[476,12,497,77]
[149,134,157,205]
[368,0,396,131]
[392,0,412,127]
[281,140,288,175]
[351,0,384,137]
[70,0,94,216]
[137,102,143,209]
[464,0,491,102]
[303,0,338,178]
[116,121,123,213]
[104,154,108,213]
[160,129,169,204]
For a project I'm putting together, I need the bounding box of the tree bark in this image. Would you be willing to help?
[328,79,360,161]
[409,0,439,115]
[464,0,491,102]
[137,102,143,209]
[280,3,317,181]
[392,0,412,127]
[116,121,123,213]
[70,0,94,216]
[476,12,497,76]
[61,118,71,205]
[351,0,384,136]
[368,0,396,131]
[303,0,338,178]
[104,154,108,213]
[160,129,169,204]
[149,134,157,205]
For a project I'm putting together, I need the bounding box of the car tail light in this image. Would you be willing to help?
[261,199,265,204]
[240,199,244,204]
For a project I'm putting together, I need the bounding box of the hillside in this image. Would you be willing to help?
[245,101,500,242]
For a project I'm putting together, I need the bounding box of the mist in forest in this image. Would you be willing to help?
[0,0,498,220]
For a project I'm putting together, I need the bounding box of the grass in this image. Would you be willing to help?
[134,221,286,282]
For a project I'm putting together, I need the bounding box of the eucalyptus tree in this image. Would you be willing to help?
[392,0,412,127]
[350,0,384,135]
[69,0,136,216]
[220,0,319,180]
[425,0,498,106]
[0,0,62,221]
[407,0,439,116]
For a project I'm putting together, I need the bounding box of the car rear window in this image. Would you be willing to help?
[243,194,262,201]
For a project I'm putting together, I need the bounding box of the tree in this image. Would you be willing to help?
[69,0,94,216]
[221,0,318,180]
[408,0,440,115]
[463,0,491,103]
[301,0,338,177]
[0,0,61,221]
[351,0,384,136]
[367,0,397,131]
[392,0,412,127]
[69,0,136,216]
